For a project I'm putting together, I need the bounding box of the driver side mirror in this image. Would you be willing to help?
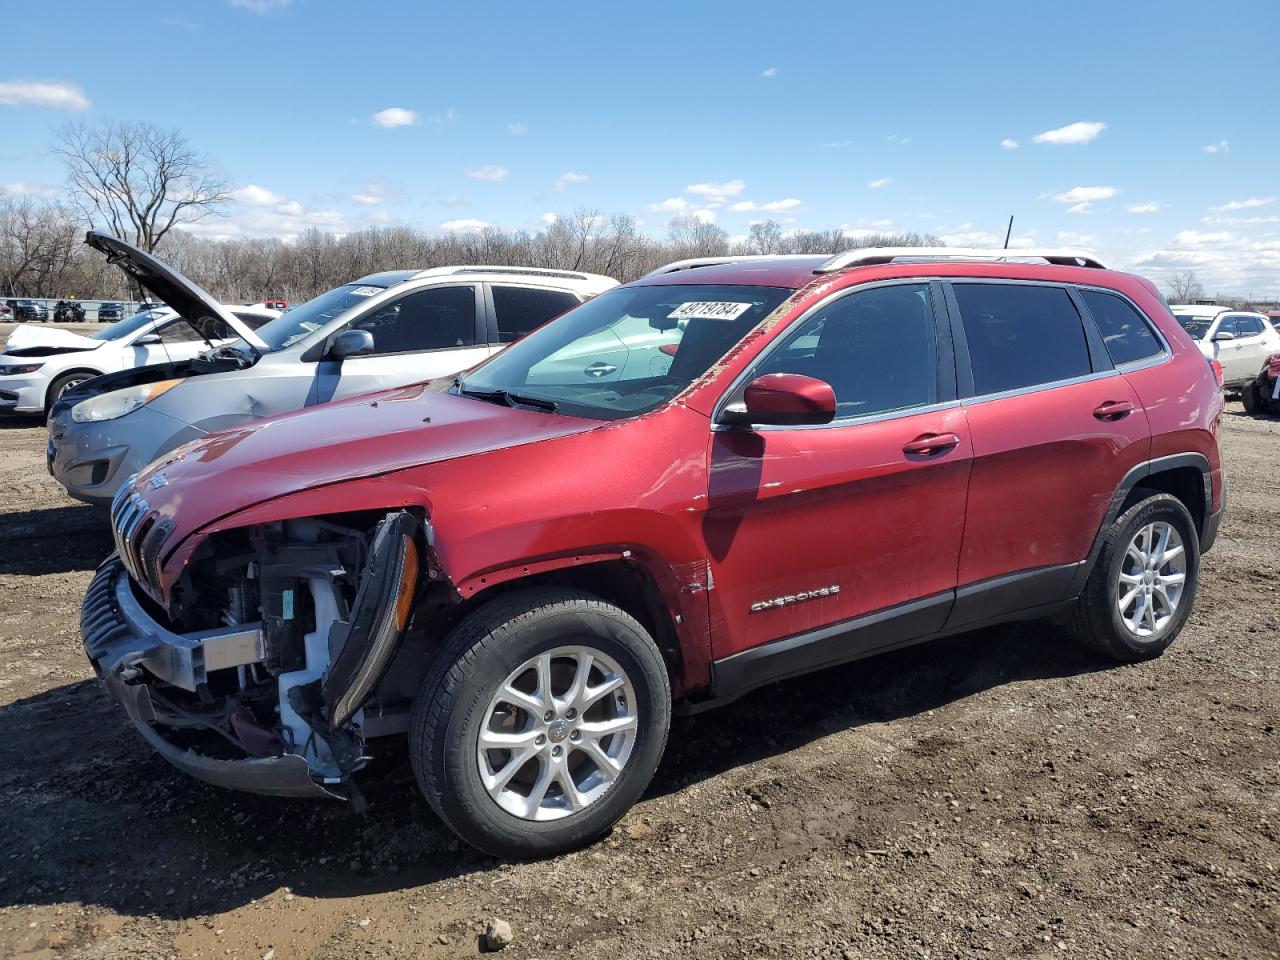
[1212,331,1236,342]
[718,373,837,428]
[135,333,161,345]
[330,329,375,360]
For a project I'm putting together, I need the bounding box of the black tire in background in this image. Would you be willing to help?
[409,589,671,858]
[1241,380,1261,414]
[1069,492,1200,662]
[45,372,95,412]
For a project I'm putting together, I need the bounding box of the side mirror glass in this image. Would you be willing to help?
[134,333,161,345]
[719,373,837,428]
[331,328,375,360]
[1212,331,1236,342]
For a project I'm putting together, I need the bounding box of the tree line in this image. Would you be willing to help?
[0,197,942,304]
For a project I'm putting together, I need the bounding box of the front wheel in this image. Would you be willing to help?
[45,372,94,411]
[1069,492,1200,662]
[409,589,671,858]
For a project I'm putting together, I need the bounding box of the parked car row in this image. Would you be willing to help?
[48,233,1226,858]
[1167,302,1280,390]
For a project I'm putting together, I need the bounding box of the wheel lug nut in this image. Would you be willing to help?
[552,745,562,757]
[543,710,554,722]
[535,734,546,745]
[566,708,577,720]
[570,730,581,742]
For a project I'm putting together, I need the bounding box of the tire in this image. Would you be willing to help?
[1069,492,1200,662]
[409,588,671,858]
[45,372,94,412]
[1241,380,1261,414]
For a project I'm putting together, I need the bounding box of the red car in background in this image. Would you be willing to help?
[82,248,1224,857]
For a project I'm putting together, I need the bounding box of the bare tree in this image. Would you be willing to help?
[1169,270,1204,302]
[55,120,229,252]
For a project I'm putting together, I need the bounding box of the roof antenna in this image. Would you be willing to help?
[1003,215,1014,250]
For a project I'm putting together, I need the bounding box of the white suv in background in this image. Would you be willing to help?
[1169,304,1280,389]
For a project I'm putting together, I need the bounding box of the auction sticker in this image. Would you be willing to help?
[667,301,753,321]
[348,285,383,297]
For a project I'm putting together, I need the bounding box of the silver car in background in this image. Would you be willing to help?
[48,232,616,505]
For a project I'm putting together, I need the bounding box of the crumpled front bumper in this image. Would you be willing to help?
[80,556,341,799]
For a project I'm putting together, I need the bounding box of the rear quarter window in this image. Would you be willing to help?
[1081,290,1163,365]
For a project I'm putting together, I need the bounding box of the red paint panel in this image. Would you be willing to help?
[959,375,1151,585]
[704,406,971,659]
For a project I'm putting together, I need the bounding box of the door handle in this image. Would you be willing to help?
[903,433,961,457]
[1092,400,1135,421]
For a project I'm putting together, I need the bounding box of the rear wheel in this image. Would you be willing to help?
[1069,493,1199,662]
[1242,380,1261,414]
[409,589,671,858]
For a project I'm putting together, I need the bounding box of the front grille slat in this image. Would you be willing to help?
[109,479,169,594]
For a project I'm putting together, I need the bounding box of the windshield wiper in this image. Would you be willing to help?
[458,384,558,413]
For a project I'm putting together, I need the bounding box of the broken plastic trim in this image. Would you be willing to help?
[322,511,421,729]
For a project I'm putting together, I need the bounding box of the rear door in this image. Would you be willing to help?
[329,283,489,397]
[944,280,1151,628]
[485,284,583,356]
[1220,314,1271,383]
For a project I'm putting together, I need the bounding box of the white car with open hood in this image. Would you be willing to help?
[1,303,279,414]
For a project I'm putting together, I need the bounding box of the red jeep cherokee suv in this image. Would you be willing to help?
[83,248,1224,857]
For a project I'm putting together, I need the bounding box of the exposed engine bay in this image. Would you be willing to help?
[83,509,432,803]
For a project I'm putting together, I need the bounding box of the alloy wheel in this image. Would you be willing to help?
[1116,521,1186,638]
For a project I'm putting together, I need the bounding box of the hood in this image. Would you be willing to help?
[133,384,602,532]
[85,231,269,352]
[3,325,101,354]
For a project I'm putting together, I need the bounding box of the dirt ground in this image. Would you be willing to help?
[0,364,1276,958]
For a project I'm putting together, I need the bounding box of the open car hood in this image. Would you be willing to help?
[3,325,101,353]
[85,231,269,352]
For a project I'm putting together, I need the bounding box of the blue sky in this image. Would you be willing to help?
[2,0,1278,295]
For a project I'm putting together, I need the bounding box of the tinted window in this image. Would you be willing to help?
[1215,316,1238,338]
[954,283,1092,395]
[351,286,476,354]
[493,286,580,342]
[1233,315,1264,337]
[1081,290,1163,365]
[757,283,937,419]
[156,319,203,343]
[232,311,275,330]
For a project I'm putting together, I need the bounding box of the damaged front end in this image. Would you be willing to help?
[82,508,425,803]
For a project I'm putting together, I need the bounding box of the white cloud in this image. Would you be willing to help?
[366,209,393,224]
[1065,203,1092,215]
[1127,201,1161,214]
[508,121,528,135]
[554,171,589,190]
[937,222,1038,248]
[0,80,89,111]
[648,197,690,213]
[178,201,346,242]
[274,200,304,216]
[229,184,286,207]
[1000,138,1019,150]
[690,209,717,224]
[1,181,60,198]
[1033,121,1106,145]
[1057,230,1099,247]
[867,177,891,189]
[1053,185,1120,206]
[440,218,491,232]
[372,107,419,128]
[231,0,290,10]
[1211,196,1273,212]
[820,139,853,148]
[760,67,778,78]
[685,179,745,203]
[885,133,912,144]
[729,198,805,213]
[1202,140,1230,154]
[1201,214,1280,226]
[539,212,558,226]
[351,185,385,206]
[467,164,509,182]
[1128,230,1280,299]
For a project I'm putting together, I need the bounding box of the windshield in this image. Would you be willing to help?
[88,309,174,341]
[234,281,392,352]
[460,283,794,420]
[1173,314,1216,339]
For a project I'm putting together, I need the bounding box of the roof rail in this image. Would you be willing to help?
[815,247,1108,273]
[643,254,821,278]
[414,265,598,281]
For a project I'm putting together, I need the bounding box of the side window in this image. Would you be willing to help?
[492,286,580,343]
[1081,290,1163,366]
[351,286,477,354]
[1214,316,1238,338]
[156,319,203,344]
[232,311,274,331]
[953,283,1092,395]
[1235,316,1264,337]
[756,283,937,419]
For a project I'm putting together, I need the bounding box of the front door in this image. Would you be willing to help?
[704,281,971,662]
